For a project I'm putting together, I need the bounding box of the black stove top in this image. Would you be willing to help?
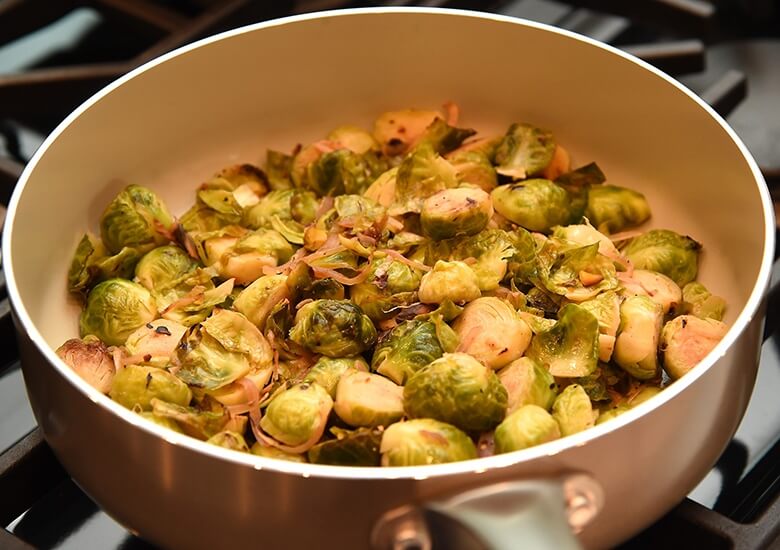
[1,1,779,548]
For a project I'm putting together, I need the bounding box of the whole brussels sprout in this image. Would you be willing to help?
[491,179,573,233]
[251,442,307,463]
[660,315,729,379]
[622,229,701,287]
[303,356,369,398]
[56,335,115,393]
[207,431,250,452]
[289,299,377,357]
[134,245,198,292]
[497,357,557,414]
[80,279,158,346]
[681,282,727,321]
[232,274,288,328]
[493,123,556,180]
[308,426,383,466]
[453,298,531,369]
[259,382,333,448]
[391,142,459,215]
[334,371,405,427]
[100,184,175,254]
[418,261,481,304]
[403,353,508,432]
[420,188,493,240]
[109,365,192,410]
[620,269,682,315]
[124,319,187,368]
[380,419,477,466]
[552,384,597,436]
[447,150,497,192]
[525,304,599,378]
[494,405,561,453]
[586,185,651,234]
[371,319,453,385]
[613,295,663,380]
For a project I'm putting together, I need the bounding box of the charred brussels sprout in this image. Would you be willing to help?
[613,295,664,380]
[586,185,651,234]
[289,299,377,357]
[681,282,727,321]
[622,229,701,287]
[303,356,369,398]
[418,261,481,304]
[259,382,333,448]
[660,315,728,379]
[420,188,493,240]
[494,405,561,453]
[453,298,531,369]
[497,357,557,414]
[308,427,383,466]
[552,384,597,436]
[134,245,197,291]
[109,365,192,410]
[207,431,250,452]
[79,279,157,346]
[334,371,405,427]
[371,319,452,385]
[380,419,477,466]
[100,184,175,254]
[494,123,556,179]
[403,353,508,432]
[491,179,573,233]
[56,335,116,393]
[525,304,599,378]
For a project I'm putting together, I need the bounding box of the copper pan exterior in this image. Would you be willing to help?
[3,9,775,549]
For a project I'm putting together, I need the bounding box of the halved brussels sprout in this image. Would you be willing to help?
[371,319,453,385]
[68,233,142,294]
[681,282,727,321]
[56,335,116,393]
[80,279,158,346]
[622,229,701,287]
[578,291,621,362]
[420,188,493,240]
[613,295,663,380]
[265,149,294,190]
[308,426,383,466]
[207,431,250,452]
[453,298,531,369]
[303,356,369,398]
[155,269,233,327]
[620,269,682,315]
[494,405,561,453]
[251,442,307,463]
[134,245,198,291]
[536,240,618,303]
[289,299,377,357]
[305,148,376,196]
[373,108,442,156]
[403,352,508,432]
[232,274,289,329]
[586,185,651,234]
[259,382,333,448]
[551,384,597,436]
[150,398,230,439]
[124,319,187,368]
[390,142,459,215]
[491,179,573,233]
[450,229,516,291]
[334,194,386,234]
[209,228,294,285]
[328,125,378,154]
[138,411,185,433]
[497,357,557,414]
[100,184,175,254]
[525,304,599,378]
[660,315,729,379]
[363,167,397,208]
[109,365,192,410]
[418,260,481,304]
[334,371,404,427]
[595,404,629,425]
[493,123,556,179]
[380,419,477,466]
[629,385,663,407]
[447,150,497,192]
[206,366,273,407]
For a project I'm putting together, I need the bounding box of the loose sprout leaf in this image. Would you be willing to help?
[526,304,600,378]
[308,427,384,466]
[418,117,477,155]
[554,162,606,188]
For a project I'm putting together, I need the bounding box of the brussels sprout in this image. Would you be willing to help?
[134,245,198,291]
[418,261,481,304]
[554,162,605,189]
[578,291,621,362]
[308,426,383,466]
[373,108,441,156]
[595,404,629,425]
[491,179,573,233]
[156,270,233,327]
[334,371,404,427]
[244,189,294,229]
[497,357,557,414]
[390,142,459,215]
[334,194,386,234]
[536,241,618,303]
[613,295,664,380]
[109,365,192,410]
[207,431,250,452]
[403,353,508,432]
[138,411,185,433]
[493,123,556,179]
[363,167,398,208]
[124,319,187,367]
[453,298,531,369]
[68,233,142,294]
[328,125,379,154]
[212,228,294,285]
[681,282,727,321]
[259,382,333,448]
[525,304,599,378]
[371,319,452,385]
[417,117,477,155]
[622,229,701,287]
[305,148,375,196]
[56,335,116,393]
[289,299,377,357]
[506,227,540,286]
[265,149,294,190]
[620,269,682,315]
[303,356,369,398]
[420,188,493,240]
[551,222,621,262]
[494,405,561,453]
[448,150,497,192]
[232,274,289,329]
[660,315,729,379]
[80,279,158,346]
[250,442,307,463]
[380,419,477,466]
[206,366,274,407]
[176,309,272,390]
[586,185,651,234]
[629,384,663,406]
[551,384,597,436]
[100,184,175,254]
[450,229,516,291]
[150,398,229,439]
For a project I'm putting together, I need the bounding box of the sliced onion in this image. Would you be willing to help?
[381,249,431,272]
[311,264,372,285]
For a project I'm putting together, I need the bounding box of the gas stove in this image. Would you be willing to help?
[1,1,779,548]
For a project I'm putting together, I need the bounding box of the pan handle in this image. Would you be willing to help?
[371,473,604,550]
